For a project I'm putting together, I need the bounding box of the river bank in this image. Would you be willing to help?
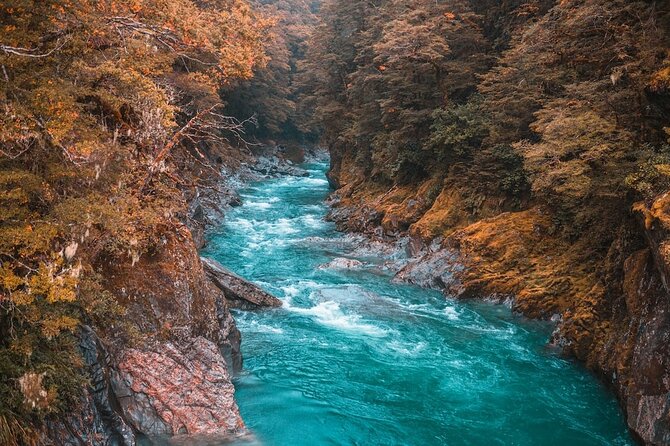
[41,145,317,445]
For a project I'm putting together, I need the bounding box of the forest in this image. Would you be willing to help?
[1,0,670,445]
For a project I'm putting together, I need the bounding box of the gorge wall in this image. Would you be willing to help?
[304,0,670,444]
[0,1,285,444]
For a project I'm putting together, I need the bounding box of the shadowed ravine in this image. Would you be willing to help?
[202,160,633,446]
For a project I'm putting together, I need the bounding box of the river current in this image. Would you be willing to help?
[202,159,633,446]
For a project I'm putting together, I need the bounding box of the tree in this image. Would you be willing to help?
[0,1,268,441]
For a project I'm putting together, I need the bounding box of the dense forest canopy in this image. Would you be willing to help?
[304,0,670,204]
[298,0,670,254]
[222,0,321,142]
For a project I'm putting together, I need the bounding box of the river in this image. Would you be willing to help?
[201,159,633,446]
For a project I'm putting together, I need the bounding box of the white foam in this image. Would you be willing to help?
[230,218,255,230]
[444,306,460,321]
[246,201,273,210]
[300,214,326,228]
[301,178,329,187]
[286,300,388,337]
[268,218,299,235]
[281,285,300,298]
[385,340,428,357]
[242,320,285,335]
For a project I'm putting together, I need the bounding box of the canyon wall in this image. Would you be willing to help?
[309,0,670,443]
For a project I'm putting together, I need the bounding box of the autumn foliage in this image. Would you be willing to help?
[0,0,268,442]
[304,0,670,239]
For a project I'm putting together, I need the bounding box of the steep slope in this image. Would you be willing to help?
[305,0,670,443]
[0,1,269,444]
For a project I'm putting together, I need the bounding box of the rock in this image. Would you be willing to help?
[114,338,244,439]
[76,232,245,443]
[318,258,364,270]
[252,155,309,178]
[41,326,136,446]
[394,249,461,291]
[202,257,283,310]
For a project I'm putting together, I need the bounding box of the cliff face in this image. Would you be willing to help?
[41,231,245,445]
[36,148,296,445]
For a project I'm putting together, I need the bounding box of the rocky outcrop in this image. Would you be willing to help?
[188,184,243,250]
[42,326,136,446]
[114,338,243,438]
[43,230,246,445]
[202,257,282,310]
[252,155,309,178]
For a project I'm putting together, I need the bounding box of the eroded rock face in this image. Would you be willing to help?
[616,248,670,445]
[42,326,136,446]
[202,257,282,310]
[114,338,243,438]
[395,249,461,290]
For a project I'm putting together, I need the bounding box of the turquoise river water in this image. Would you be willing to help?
[202,160,633,446]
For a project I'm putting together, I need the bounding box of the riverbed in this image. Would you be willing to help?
[202,159,632,446]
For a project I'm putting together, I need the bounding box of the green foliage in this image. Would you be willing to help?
[491,144,529,197]
[429,98,489,162]
[625,144,670,201]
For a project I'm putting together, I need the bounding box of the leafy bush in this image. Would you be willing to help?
[429,98,489,163]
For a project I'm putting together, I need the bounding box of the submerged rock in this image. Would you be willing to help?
[318,257,364,270]
[202,257,283,310]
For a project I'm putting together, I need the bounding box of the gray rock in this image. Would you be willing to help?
[318,258,364,270]
[202,257,283,310]
[394,249,462,292]
[41,326,137,446]
[252,155,309,178]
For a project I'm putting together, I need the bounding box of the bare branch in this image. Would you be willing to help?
[107,16,181,51]
[0,36,71,58]
[141,104,259,192]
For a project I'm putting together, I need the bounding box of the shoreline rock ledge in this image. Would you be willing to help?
[202,257,283,310]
